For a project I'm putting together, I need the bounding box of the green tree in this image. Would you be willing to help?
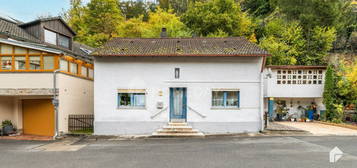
[120,1,151,21]
[84,0,124,47]
[259,19,305,65]
[143,8,191,38]
[117,17,146,38]
[241,0,276,17]
[182,0,255,38]
[336,60,357,108]
[62,0,88,44]
[323,65,338,122]
[275,0,355,51]
[117,8,191,38]
[301,26,336,65]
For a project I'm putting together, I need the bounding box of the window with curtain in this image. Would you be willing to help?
[70,62,78,74]
[81,66,88,77]
[118,92,146,108]
[43,56,55,70]
[88,68,94,78]
[1,56,12,70]
[60,59,68,71]
[29,56,41,70]
[14,56,26,70]
[212,90,240,108]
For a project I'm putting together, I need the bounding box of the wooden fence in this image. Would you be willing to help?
[68,114,94,131]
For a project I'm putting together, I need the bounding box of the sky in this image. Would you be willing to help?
[0,0,89,22]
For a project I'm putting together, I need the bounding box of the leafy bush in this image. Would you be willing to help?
[352,114,357,122]
[1,120,13,127]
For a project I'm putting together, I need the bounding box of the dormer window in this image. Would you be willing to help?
[44,28,71,49]
[59,34,70,49]
[44,29,57,45]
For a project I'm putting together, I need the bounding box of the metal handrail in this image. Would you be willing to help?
[150,107,168,119]
[188,106,206,118]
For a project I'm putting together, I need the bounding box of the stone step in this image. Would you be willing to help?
[156,129,200,134]
[162,125,193,129]
[152,132,205,137]
[152,122,205,137]
[168,122,188,126]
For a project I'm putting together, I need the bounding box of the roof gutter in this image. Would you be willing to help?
[0,38,63,54]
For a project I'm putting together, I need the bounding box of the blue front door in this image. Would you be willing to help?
[170,88,187,121]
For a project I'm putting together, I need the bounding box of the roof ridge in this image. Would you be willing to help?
[19,16,76,35]
[0,16,19,24]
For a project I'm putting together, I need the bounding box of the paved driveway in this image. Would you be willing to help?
[277,122,357,136]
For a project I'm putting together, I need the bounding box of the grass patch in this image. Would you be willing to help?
[70,129,93,135]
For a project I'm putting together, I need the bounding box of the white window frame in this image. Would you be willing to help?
[44,29,57,45]
[117,89,146,109]
[211,89,240,109]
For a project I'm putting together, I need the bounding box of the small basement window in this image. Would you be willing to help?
[118,89,146,108]
[212,90,240,108]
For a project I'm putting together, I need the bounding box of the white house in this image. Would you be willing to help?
[92,37,270,135]
[263,65,327,121]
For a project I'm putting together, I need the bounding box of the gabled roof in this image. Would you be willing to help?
[0,17,41,43]
[92,37,270,57]
[19,16,76,35]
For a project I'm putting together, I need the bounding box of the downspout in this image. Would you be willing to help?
[260,71,265,132]
[53,69,61,139]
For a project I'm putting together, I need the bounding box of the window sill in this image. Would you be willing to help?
[117,107,146,110]
[211,107,240,110]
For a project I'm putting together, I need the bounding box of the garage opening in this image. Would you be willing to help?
[22,99,54,136]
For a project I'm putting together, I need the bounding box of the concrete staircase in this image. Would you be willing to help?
[152,122,205,137]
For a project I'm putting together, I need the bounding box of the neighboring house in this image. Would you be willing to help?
[92,36,270,135]
[0,16,94,137]
[263,65,327,121]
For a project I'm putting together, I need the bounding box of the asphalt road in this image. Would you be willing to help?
[0,136,357,168]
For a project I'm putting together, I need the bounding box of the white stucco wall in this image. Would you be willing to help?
[264,69,325,98]
[57,73,94,134]
[94,56,264,135]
